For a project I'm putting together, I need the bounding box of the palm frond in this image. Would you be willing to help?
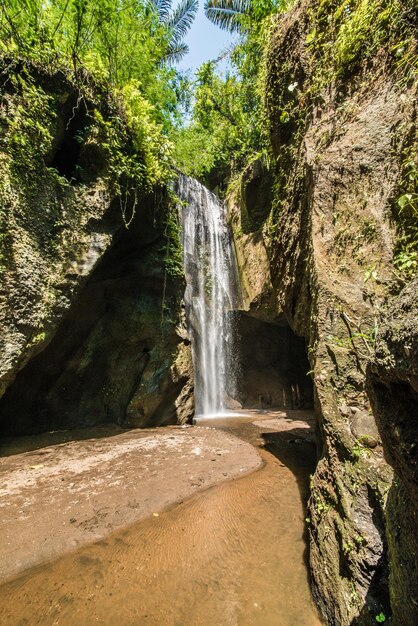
[167,0,198,44]
[151,0,173,23]
[164,40,189,63]
[204,0,250,32]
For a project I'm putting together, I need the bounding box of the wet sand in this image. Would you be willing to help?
[0,425,261,583]
[0,411,322,625]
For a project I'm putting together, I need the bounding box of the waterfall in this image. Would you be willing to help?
[177,174,241,417]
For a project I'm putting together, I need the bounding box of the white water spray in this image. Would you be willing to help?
[177,174,241,416]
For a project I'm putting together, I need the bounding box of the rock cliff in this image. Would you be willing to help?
[229,0,417,622]
[0,59,193,435]
[368,278,418,625]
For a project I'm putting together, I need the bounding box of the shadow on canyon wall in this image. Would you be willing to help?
[0,196,192,437]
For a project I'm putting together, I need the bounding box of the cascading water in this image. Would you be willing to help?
[177,174,241,417]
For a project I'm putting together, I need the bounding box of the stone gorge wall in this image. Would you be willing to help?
[229,157,314,412]
[230,1,417,623]
[0,60,193,435]
[368,279,418,625]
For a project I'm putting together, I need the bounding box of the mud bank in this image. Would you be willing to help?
[0,410,321,626]
[0,425,261,584]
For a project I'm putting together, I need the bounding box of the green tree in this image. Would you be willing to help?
[173,55,265,182]
[204,0,250,33]
[150,0,199,62]
[174,0,284,182]
[204,0,280,32]
[0,0,194,125]
[0,0,197,191]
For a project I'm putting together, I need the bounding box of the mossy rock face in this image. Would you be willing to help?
[0,58,116,398]
[238,157,274,234]
[385,480,418,626]
[0,58,192,434]
[226,0,417,623]
[368,278,418,625]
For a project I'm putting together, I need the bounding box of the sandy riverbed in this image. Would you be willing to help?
[0,424,262,583]
[0,410,322,626]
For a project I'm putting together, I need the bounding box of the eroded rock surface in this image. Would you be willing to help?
[0,60,193,434]
[368,278,418,625]
[229,1,417,623]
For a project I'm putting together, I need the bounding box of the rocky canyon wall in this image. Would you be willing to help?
[368,278,418,625]
[0,59,193,435]
[230,0,417,623]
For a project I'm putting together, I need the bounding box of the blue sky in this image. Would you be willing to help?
[177,1,237,74]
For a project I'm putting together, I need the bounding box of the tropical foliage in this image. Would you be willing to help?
[0,0,196,123]
[150,0,198,62]
[174,0,286,183]
[173,50,266,182]
[205,0,251,33]
[0,0,197,68]
[204,0,280,33]
[0,0,197,190]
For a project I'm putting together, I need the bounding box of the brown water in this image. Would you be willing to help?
[0,413,322,626]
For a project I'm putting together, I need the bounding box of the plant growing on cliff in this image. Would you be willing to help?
[120,81,173,186]
[0,0,197,69]
[306,0,418,95]
[393,143,418,280]
[0,0,202,227]
[174,59,265,180]
[325,310,376,374]
[91,87,173,225]
[2,72,58,186]
[0,0,193,173]
[162,200,184,278]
